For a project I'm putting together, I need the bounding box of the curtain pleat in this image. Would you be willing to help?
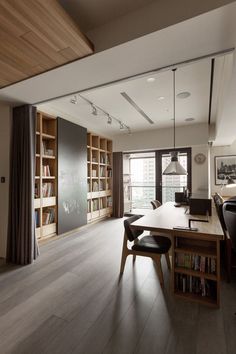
[113,152,124,218]
[7,105,39,265]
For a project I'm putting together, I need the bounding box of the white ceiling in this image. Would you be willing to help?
[38,58,224,136]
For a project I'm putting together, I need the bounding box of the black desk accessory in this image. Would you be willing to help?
[173,217,209,232]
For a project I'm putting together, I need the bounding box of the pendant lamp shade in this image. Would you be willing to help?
[163,69,187,176]
[163,152,188,175]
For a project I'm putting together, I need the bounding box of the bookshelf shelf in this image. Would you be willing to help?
[174,291,217,307]
[42,133,55,140]
[175,246,217,258]
[42,155,56,159]
[34,111,57,240]
[87,132,113,223]
[174,267,217,281]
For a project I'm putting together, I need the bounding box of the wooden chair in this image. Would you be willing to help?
[120,215,171,286]
[150,199,162,210]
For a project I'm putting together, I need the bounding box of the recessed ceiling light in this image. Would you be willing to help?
[185,117,195,122]
[147,77,155,83]
[158,96,165,101]
[177,91,191,99]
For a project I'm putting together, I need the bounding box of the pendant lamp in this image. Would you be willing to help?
[163,69,187,175]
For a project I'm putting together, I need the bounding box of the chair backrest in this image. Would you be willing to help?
[223,201,236,251]
[150,200,162,210]
[124,215,144,242]
[213,193,227,233]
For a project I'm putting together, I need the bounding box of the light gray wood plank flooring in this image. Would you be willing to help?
[0,218,236,354]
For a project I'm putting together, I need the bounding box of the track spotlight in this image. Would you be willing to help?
[70,95,78,104]
[119,122,125,130]
[107,114,112,124]
[91,104,98,116]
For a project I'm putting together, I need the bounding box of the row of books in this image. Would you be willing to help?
[175,253,216,274]
[100,166,106,177]
[175,274,217,298]
[42,182,54,197]
[42,208,55,225]
[42,141,54,156]
[89,197,112,212]
[42,164,51,177]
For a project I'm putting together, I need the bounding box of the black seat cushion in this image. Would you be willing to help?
[132,235,171,254]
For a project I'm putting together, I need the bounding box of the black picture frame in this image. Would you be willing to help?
[214,155,236,185]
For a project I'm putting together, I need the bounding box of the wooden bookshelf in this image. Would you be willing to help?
[34,111,57,240]
[172,235,220,307]
[87,132,112,223]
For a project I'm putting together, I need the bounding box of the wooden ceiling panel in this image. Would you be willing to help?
[0,0,94,88]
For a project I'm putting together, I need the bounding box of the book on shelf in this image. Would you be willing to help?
[92,169,97,177]
[175,253,216,274]
[42,141,54,156]
[92,199,99,211]
[43,165,51,176]
[107,196,112,207]
[100,166,105,177]
[107,167,112,177]
[100,154,106,164]
[87,181,90,192]
[42,182,54,197]
[99,181,105,191]
[175,274,217,298]
[42,208,55,225]
[35,183,40,198]
[35,210,40,228]
[92,181,99,192]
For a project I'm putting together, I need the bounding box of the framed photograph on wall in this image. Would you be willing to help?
[215,155,236,185]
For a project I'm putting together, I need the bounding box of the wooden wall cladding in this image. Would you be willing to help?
[0,0,94,88]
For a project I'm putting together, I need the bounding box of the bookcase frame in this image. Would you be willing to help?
[87,132,113,223]
[172,234,220,307]
[34,111,57,240]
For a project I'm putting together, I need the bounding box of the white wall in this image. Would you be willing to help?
[113,123,208,152]
[0,104,11,258]
[210,140,236,196]
[113,123,209,194]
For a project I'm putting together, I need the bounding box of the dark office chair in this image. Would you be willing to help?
[150,199,162,210]
[213,193,232,281]
[120,215,171,286]
[223,200,236,281]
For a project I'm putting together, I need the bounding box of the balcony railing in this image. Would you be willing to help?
[125,185,187,210]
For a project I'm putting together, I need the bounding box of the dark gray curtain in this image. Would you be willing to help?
[7,105,39,265]
[113,152,124,218]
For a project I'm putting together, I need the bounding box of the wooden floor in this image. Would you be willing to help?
[0,218,236,354]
